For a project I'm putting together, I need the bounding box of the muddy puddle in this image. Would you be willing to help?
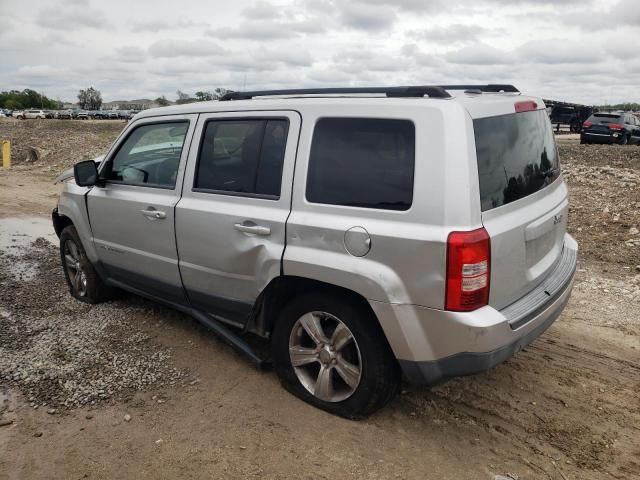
[0,217,57,281]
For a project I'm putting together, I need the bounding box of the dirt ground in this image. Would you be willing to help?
[0,119,639,480]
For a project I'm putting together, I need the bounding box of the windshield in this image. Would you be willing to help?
[474,109,560,211]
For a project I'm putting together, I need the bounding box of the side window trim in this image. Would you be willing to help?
[100,119,190,190]
[192,116,289,200]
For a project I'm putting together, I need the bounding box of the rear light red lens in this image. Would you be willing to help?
[582,121,592,129]
[514,101,538,113]
[446,228,491,312]
[608,123,624,131]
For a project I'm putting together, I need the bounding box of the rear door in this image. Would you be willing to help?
[175,111,300,326]
[473,108,568,310]
[88,115,197,304]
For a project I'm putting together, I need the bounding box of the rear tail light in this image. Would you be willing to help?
[446,228,491,312]
[582,121,592,129]
[608,123,624,131]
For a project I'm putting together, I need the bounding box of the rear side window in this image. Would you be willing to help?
[306,118,415,211]
[195,119,289,198]
[474,109,560,211]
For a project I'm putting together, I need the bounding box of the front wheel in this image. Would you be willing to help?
[620,135,630,145]
[272,291,399,419]
[60,225,113,303]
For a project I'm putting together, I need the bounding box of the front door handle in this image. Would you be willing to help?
[141,208,166,220]
[234,223,271,236]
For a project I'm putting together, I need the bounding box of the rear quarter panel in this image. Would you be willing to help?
[284,101,482,308]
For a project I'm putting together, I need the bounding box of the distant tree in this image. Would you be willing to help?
[212,87,230,99]
[176,90,195,104]
[194,91,214,102]
[0,88,61,109]
[193,88,231,102]
[77,87,102,110]
[154,96,170,106]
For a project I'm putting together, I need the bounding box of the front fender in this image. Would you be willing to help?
[56,181,99,263]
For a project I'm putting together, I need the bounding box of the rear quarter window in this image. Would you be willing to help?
[306,118,415,211]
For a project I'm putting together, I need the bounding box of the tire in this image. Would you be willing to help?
[60,225,113,304]
[272,291,400,419]
[620,135,629,145]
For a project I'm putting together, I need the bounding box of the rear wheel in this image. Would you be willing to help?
[60,225,113,303]
[272,291,399,419]
[620,134,630,145]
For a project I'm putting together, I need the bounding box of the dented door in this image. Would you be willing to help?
[175,110,300,326]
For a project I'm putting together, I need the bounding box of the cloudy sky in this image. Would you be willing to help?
[1,0,639,105]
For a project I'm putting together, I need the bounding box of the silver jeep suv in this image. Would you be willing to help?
[52,85,577,418]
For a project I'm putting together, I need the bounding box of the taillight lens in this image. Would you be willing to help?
[446,228,491,312]
[608,123,624,131]
[582,121,592,129]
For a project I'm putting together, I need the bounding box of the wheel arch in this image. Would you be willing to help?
[52,208,74,237]
[251,275,394,351]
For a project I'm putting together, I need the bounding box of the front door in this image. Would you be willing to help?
[176,111,300,325]
[88,114,197,304]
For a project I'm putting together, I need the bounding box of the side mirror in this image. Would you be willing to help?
[73,160,99,187]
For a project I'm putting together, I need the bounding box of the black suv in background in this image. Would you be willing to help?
[581,113,640,145]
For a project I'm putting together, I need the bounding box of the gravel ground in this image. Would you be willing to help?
[0,118,123,173]
[561,143,640,268]
[0,236,190,411]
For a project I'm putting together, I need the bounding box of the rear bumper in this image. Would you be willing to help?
[581,131,621,143]
[370,234,577,385]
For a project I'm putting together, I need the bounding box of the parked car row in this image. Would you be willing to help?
[3,109,140,120]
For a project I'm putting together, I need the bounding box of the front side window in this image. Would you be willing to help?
[104,121,188,188]
[195,119,289,197]
[306,118,415,210]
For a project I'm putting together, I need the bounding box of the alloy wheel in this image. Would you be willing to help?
[289,311,362,402]
[63,239,87,297]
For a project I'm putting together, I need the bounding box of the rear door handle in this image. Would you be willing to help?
[141,208,166,220]
[234,223,271,236]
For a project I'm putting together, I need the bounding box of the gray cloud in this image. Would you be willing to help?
[1,0,638,105]
[114,46,147,63]
[338,3,397,31]
[130,19,208,32]
[446,43,515,65]
[147,39,229,58]
[35,0,109,30]
[517,40,604,64]
[410,24,489,44]
[242,1,283,20]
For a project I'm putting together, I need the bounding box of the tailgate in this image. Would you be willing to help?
[473,108,567,310]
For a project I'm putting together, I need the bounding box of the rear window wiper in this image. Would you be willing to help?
[537,168,558,179]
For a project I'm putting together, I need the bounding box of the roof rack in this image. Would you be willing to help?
[219,84,520,101]
[439,84,520,93]
[219,86,452,101]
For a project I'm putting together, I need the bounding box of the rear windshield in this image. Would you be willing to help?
[590,113,622,123]
[474,109,560,211]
